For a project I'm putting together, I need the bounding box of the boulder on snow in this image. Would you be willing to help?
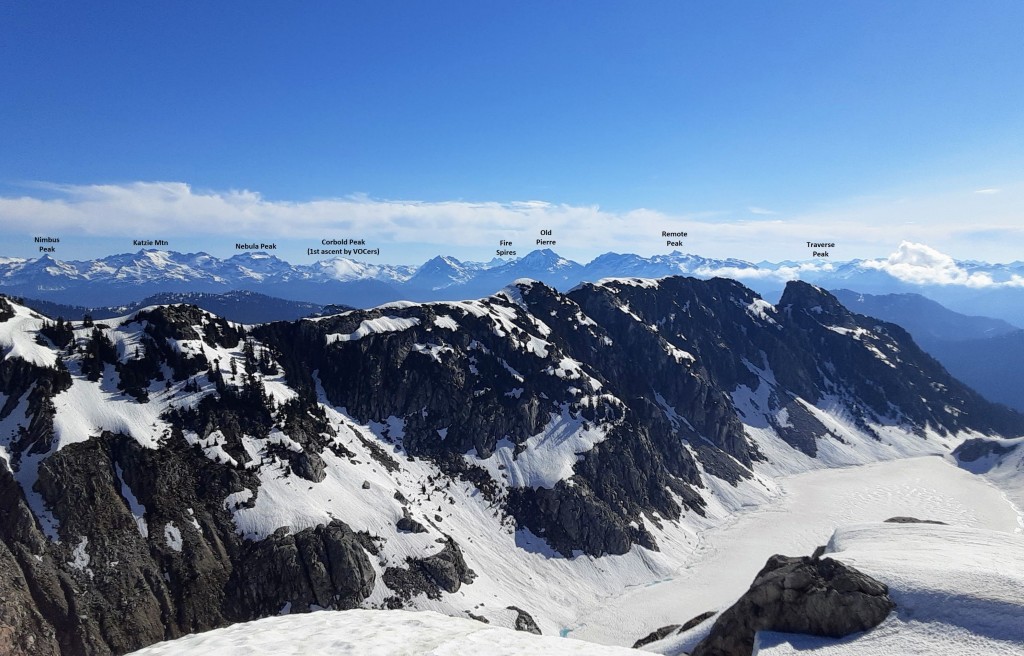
[507,606,542,634]
[633,624,681,648]
[680,610,717,632]
[691,553,895,656]
[418,537,476,593]
[884,516,947,525]
[382,536,476,606]
[632,610,716,648]
[396,508,427,534]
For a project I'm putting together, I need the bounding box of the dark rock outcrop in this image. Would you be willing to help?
[507,606,541,634]
[396,509,428,534]
[1,430,379,656]
[631,610,716,649]
[681,610,717,632]
[417,537,476,593]
[691,553,895,656]
[0,461,62,656]
[382,537,476,606]
[226,521,375,617]
[633,624,681,648]
[884,516,948,525]
[0,296,14,322]
[954,437,1016,463]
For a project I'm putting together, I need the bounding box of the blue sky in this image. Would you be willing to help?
[2,2,1023,264]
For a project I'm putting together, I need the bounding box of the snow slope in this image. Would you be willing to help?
[957,435,1024,519]
[127,609,643,656]
[0,301,58,367]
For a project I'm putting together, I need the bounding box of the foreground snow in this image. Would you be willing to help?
[129,521,1024,656]
[754,522,1024,656]
[127,609,642,656]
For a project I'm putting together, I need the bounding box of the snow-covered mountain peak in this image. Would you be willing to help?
[19,253,80,278]
[311,257,415,283]
[224,251,289,266]
[516,248,573,269]
[405,255,475,290]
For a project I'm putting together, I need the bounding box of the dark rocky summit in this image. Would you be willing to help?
[691,552,895,656]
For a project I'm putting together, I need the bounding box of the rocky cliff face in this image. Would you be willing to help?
[1,419,377,655]
[0,277,1019,654]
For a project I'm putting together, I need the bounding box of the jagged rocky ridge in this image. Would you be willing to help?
[0,277,1020,655]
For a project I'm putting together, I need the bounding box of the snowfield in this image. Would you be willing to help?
[466,406,614,488]
[127,609,643,656]
[571,455,1021,648]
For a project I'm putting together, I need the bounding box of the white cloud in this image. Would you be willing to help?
[861,241,1024,288]
[2,179,1024,263]
[0,182,612,246]
[688,260,836,284]
[974,188,1000,194]
[747,206,778,215]
[2,182,783,258]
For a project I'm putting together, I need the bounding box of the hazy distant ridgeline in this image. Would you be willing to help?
[5,248,1024,324]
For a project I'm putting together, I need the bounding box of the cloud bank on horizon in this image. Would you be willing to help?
[2,180,1023,268]
[862,241,1024,289]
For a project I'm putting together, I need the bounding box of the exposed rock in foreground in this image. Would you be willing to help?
[690,552,894,656]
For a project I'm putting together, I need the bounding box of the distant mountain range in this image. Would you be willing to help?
[16,290,337,325]
[4,248,1024,323]
[831,290,1020,344]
